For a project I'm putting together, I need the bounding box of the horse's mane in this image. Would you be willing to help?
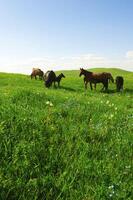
[82,69,93,74]
[55,73,62,81]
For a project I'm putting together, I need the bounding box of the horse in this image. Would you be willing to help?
[79,68,113,91]
[115,76,124,92]
[84,72,114,90]
[44,70,56,88]
[55,73,65,87]
[31,68,44,80]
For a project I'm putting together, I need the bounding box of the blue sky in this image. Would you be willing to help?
[0,0,133,73]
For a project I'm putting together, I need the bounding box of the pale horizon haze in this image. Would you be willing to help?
[0,0,133,74]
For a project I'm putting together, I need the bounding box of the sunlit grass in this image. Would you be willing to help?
[0,68,133,200]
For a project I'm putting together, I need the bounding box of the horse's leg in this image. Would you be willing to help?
[90,82,93,90]
[94,83,96,90]
[84,82,87,89]
[104,80,108,91]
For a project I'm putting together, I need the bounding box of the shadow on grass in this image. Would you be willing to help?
[101,88,133,94]
[101,89,116,94]
[44,85,77,92]
[124,88,133,94]
[58,86,76,92]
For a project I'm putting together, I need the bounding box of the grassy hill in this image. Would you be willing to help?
[0,68,133,200]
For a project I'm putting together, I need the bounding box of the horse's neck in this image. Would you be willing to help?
[56,75,61,81]
[84,70,92,76]
[59,75,62,80]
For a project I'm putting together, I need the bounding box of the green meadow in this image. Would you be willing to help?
[0,68,133,200]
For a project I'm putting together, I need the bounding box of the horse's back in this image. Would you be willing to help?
[90,72,107,82]
[32,68,43,76]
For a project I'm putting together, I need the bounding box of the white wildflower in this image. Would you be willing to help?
[49,102,53,107]
[46,101,50,105]
[125,165,131,169]
[110,114,114,118]
[106,100,110,104]
[46,101,53,107]
[108,185,114,189]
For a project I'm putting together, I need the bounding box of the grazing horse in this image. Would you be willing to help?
[44,70,56,88]
[31,68,44,80]
[79,68,112,91]
[104,72,114,83]
[115,76,124,92]
[55,73,65,87]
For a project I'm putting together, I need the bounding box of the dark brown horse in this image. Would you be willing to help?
[55,73,65,87]
[83,72,114,90]
[31,68,44,80]
[115,76,124,92]
[44,70,56,88]
[79,68,114,91]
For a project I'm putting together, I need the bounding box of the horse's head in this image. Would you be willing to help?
[61,73,65,78]
[79,68,85,77]
[110,76,114,83]
[108,73,114,83]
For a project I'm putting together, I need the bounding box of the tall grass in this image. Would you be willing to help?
[0,69,133,200]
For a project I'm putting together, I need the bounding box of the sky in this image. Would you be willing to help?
[0,0,133,74]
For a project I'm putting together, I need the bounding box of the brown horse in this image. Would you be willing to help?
[31,68,44,80]
[83,72,114,90]
[79,68,114,91]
